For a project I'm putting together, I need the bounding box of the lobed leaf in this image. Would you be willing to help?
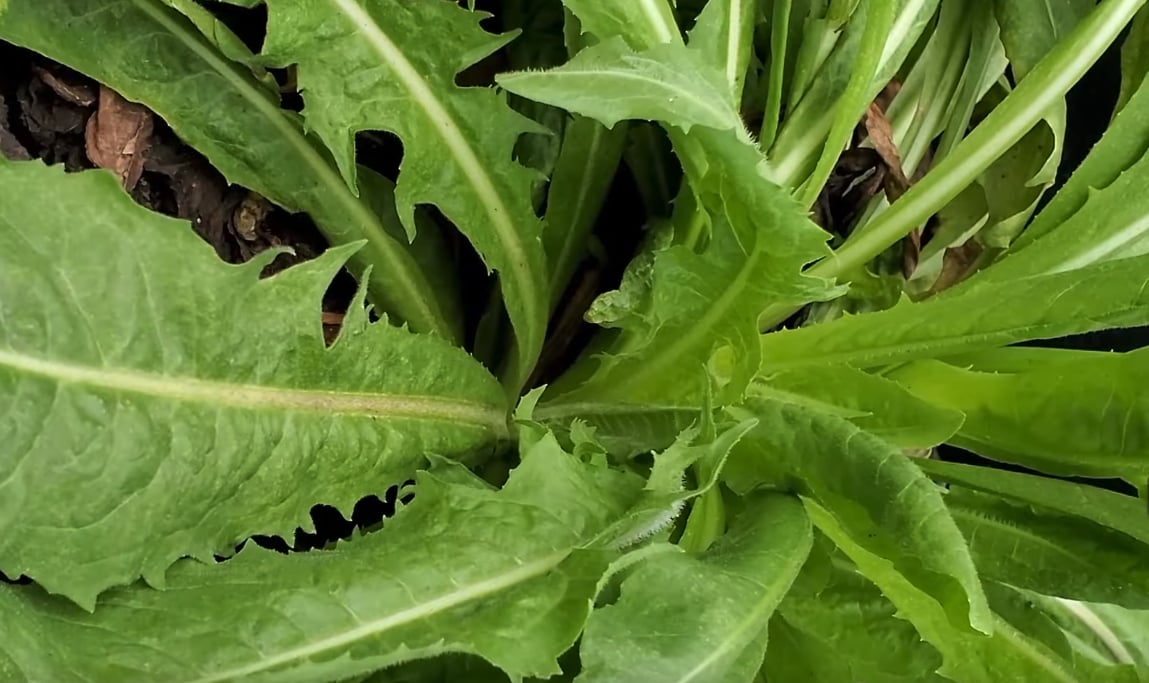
[0,430,639,683]
[261,0,549,386]
[0,0,460,338]
[0,159,506,608]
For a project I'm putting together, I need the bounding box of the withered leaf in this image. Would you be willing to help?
[84,86,153,189]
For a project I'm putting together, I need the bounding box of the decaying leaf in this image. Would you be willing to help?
[84,85,152,189]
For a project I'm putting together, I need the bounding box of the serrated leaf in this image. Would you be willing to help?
[892,354,1149,478]
[0,429,638,683]
[761,252,1149,372]
[0,0,460,338]
[537,128,834,414]
[261,0,549,385]
[0,159,506,608]
[725,399,992,635]
[577,493,812,683]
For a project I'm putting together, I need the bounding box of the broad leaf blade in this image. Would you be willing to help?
[0,160,506,608]
[0,0,460,338]
[0,431,637,682]
[262,0,549,385]
[577,493,812,683]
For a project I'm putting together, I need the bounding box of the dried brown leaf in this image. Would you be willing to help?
[84,86,153,189]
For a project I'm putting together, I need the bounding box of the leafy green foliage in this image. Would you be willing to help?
[0,158,506,608]
[261,0,549,386]
[3,0,1149,680]
[578,494,811,683]
[0,0,461,339]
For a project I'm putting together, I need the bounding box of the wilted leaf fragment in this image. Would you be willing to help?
[84,86,153,189]
[0,159,506,608]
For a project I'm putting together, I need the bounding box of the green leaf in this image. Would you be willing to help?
[0,159,506,608]
[0,429,638,682]
[503,17,835,422]
[994,0,1095,80]
[807,500,1141,683]
[761,252,1149,372]
[766,0,940,188]
[724,399,992,635]
[916,459,1149,548]
[688,0,758,100]
[498,38,745,134]
[560,0,682,50]
[943,487,1149,607]
[577,493,813,683]
[892,354,1149,478]
[261,0,549,386]
[977,80,1149,281]
[538,129,833,417]
[797,0,897,208]
[543,116,628,309]
[0,0,460,339]
[1034,596,1149,668]
[594,417,758,549]
[753,364,964,449]
[764,551,946,683]
[1118,6,1149,113]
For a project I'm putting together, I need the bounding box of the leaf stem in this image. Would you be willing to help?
[759,0,792,149]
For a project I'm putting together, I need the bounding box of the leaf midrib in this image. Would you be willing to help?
[0,348,507,434]
[327,0,543,348]
[189,550,570,683]
[132,0,446,336]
